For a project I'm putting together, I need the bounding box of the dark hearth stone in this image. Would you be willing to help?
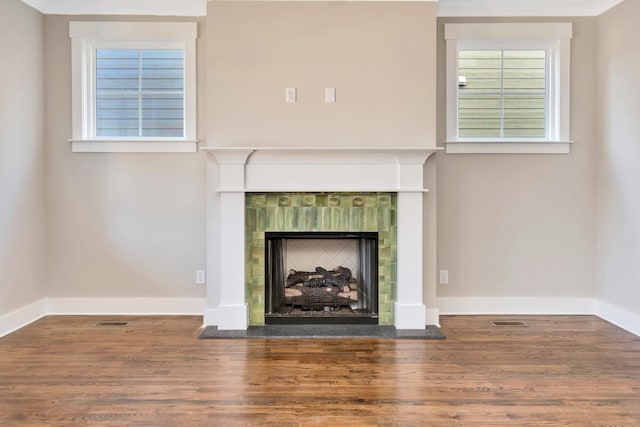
[198,324,445,339]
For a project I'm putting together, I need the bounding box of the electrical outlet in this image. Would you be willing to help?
[439,270,449,285]
[196,270,206,285]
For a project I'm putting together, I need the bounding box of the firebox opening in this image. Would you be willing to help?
[265,232,378,325]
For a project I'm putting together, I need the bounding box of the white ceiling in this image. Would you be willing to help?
[20,0,624,17]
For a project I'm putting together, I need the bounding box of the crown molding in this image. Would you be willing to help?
[20,0,206,16]
[437,0,624,17]
[593,0,624,15]
[20,0,623,17]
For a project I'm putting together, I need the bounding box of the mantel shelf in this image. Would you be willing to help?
[200,146,442,166]
[200,146,442,152]
[216,188,430,193]
[203,145,439,193]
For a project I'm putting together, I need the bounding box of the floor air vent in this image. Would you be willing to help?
[490,320,529,327]
[94,320,131,327]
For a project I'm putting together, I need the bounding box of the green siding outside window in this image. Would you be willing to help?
[458,50,546,138]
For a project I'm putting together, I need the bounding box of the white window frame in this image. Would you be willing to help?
[445,23,573,154]
[69,22,198,153]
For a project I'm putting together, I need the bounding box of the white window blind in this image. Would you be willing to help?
[458,50,546,139]
[96,49,185,138]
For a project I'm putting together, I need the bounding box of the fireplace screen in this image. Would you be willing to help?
[265,232,378,324]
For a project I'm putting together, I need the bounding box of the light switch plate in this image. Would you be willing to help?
[325,87,336,103]
[286,87,296,103]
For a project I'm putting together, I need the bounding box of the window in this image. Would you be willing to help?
[458,50,546,139]
[95,48,184,138]
[445,23,573,154]
[69,22,197,153]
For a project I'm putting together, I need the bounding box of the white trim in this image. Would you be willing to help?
[208,0,437,1]
[593,0,625,15]
[445,23,572,155]
[438,297,597,315]
[69,21,198,153]
[445,37,458,150]
[22,0,206,16]
[203,308,218,326]
[200,146,439,152]
[201,147,441,193]
[426,307,440,327]
[596,300,640,338]
[69,22,197,39]
[438,0,622,17]
[446,141,572,154]
[1,298,206,338]
[0,299,47,338]
[217,188,430,194]
[2,297,637,338]
[203,147,439,330]
[216,304,249,330]
[21,0,622,17]
[46,298,206,315]
[445,23,573,40]
[395,191,428,329]
[70,140,197,153]
[395,303,427,330]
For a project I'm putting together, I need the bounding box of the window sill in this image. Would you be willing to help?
[69,139,198,153]
[445,140,573,154]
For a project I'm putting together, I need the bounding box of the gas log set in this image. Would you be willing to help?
[284,266,359,311]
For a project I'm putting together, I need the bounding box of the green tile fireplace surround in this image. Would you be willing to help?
[245,192,397,325]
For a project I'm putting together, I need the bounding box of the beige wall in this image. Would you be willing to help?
[595,1,640,316]
[436,18,597,302]
[39,2,439,304]
[0,0,46,315]
[206,1,437,148]
[43,15,207,299]
[207,3,599,311]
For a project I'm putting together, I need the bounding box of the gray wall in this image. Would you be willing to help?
[43,15,207,299]
[596,0,640,316]
[436,18,597,305]
[0,0,45,316]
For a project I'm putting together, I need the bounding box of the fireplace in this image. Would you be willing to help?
[201,147,441,330]
[245,192,396,326]
[265,232,378,324]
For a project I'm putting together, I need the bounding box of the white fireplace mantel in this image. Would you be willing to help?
[202,146,441,330]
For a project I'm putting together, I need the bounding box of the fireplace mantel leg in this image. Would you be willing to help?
[204,150,254,330]
[216,192,248,329]
[395,191,427,329]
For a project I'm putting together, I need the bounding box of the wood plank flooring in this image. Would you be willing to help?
[1,315,639,426]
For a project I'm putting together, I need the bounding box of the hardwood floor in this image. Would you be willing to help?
[1,315,639,426]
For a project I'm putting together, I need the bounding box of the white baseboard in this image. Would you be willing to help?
[596,300,640,338]
[437,297,597,315]
[425,307,440,327]
[0,298,47,338]
[0,297,207,338]
[46,298,206,315]
[203,307,218,326]
[394,302,427,330]
[3,296,637,339]
[216,303,248,330]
